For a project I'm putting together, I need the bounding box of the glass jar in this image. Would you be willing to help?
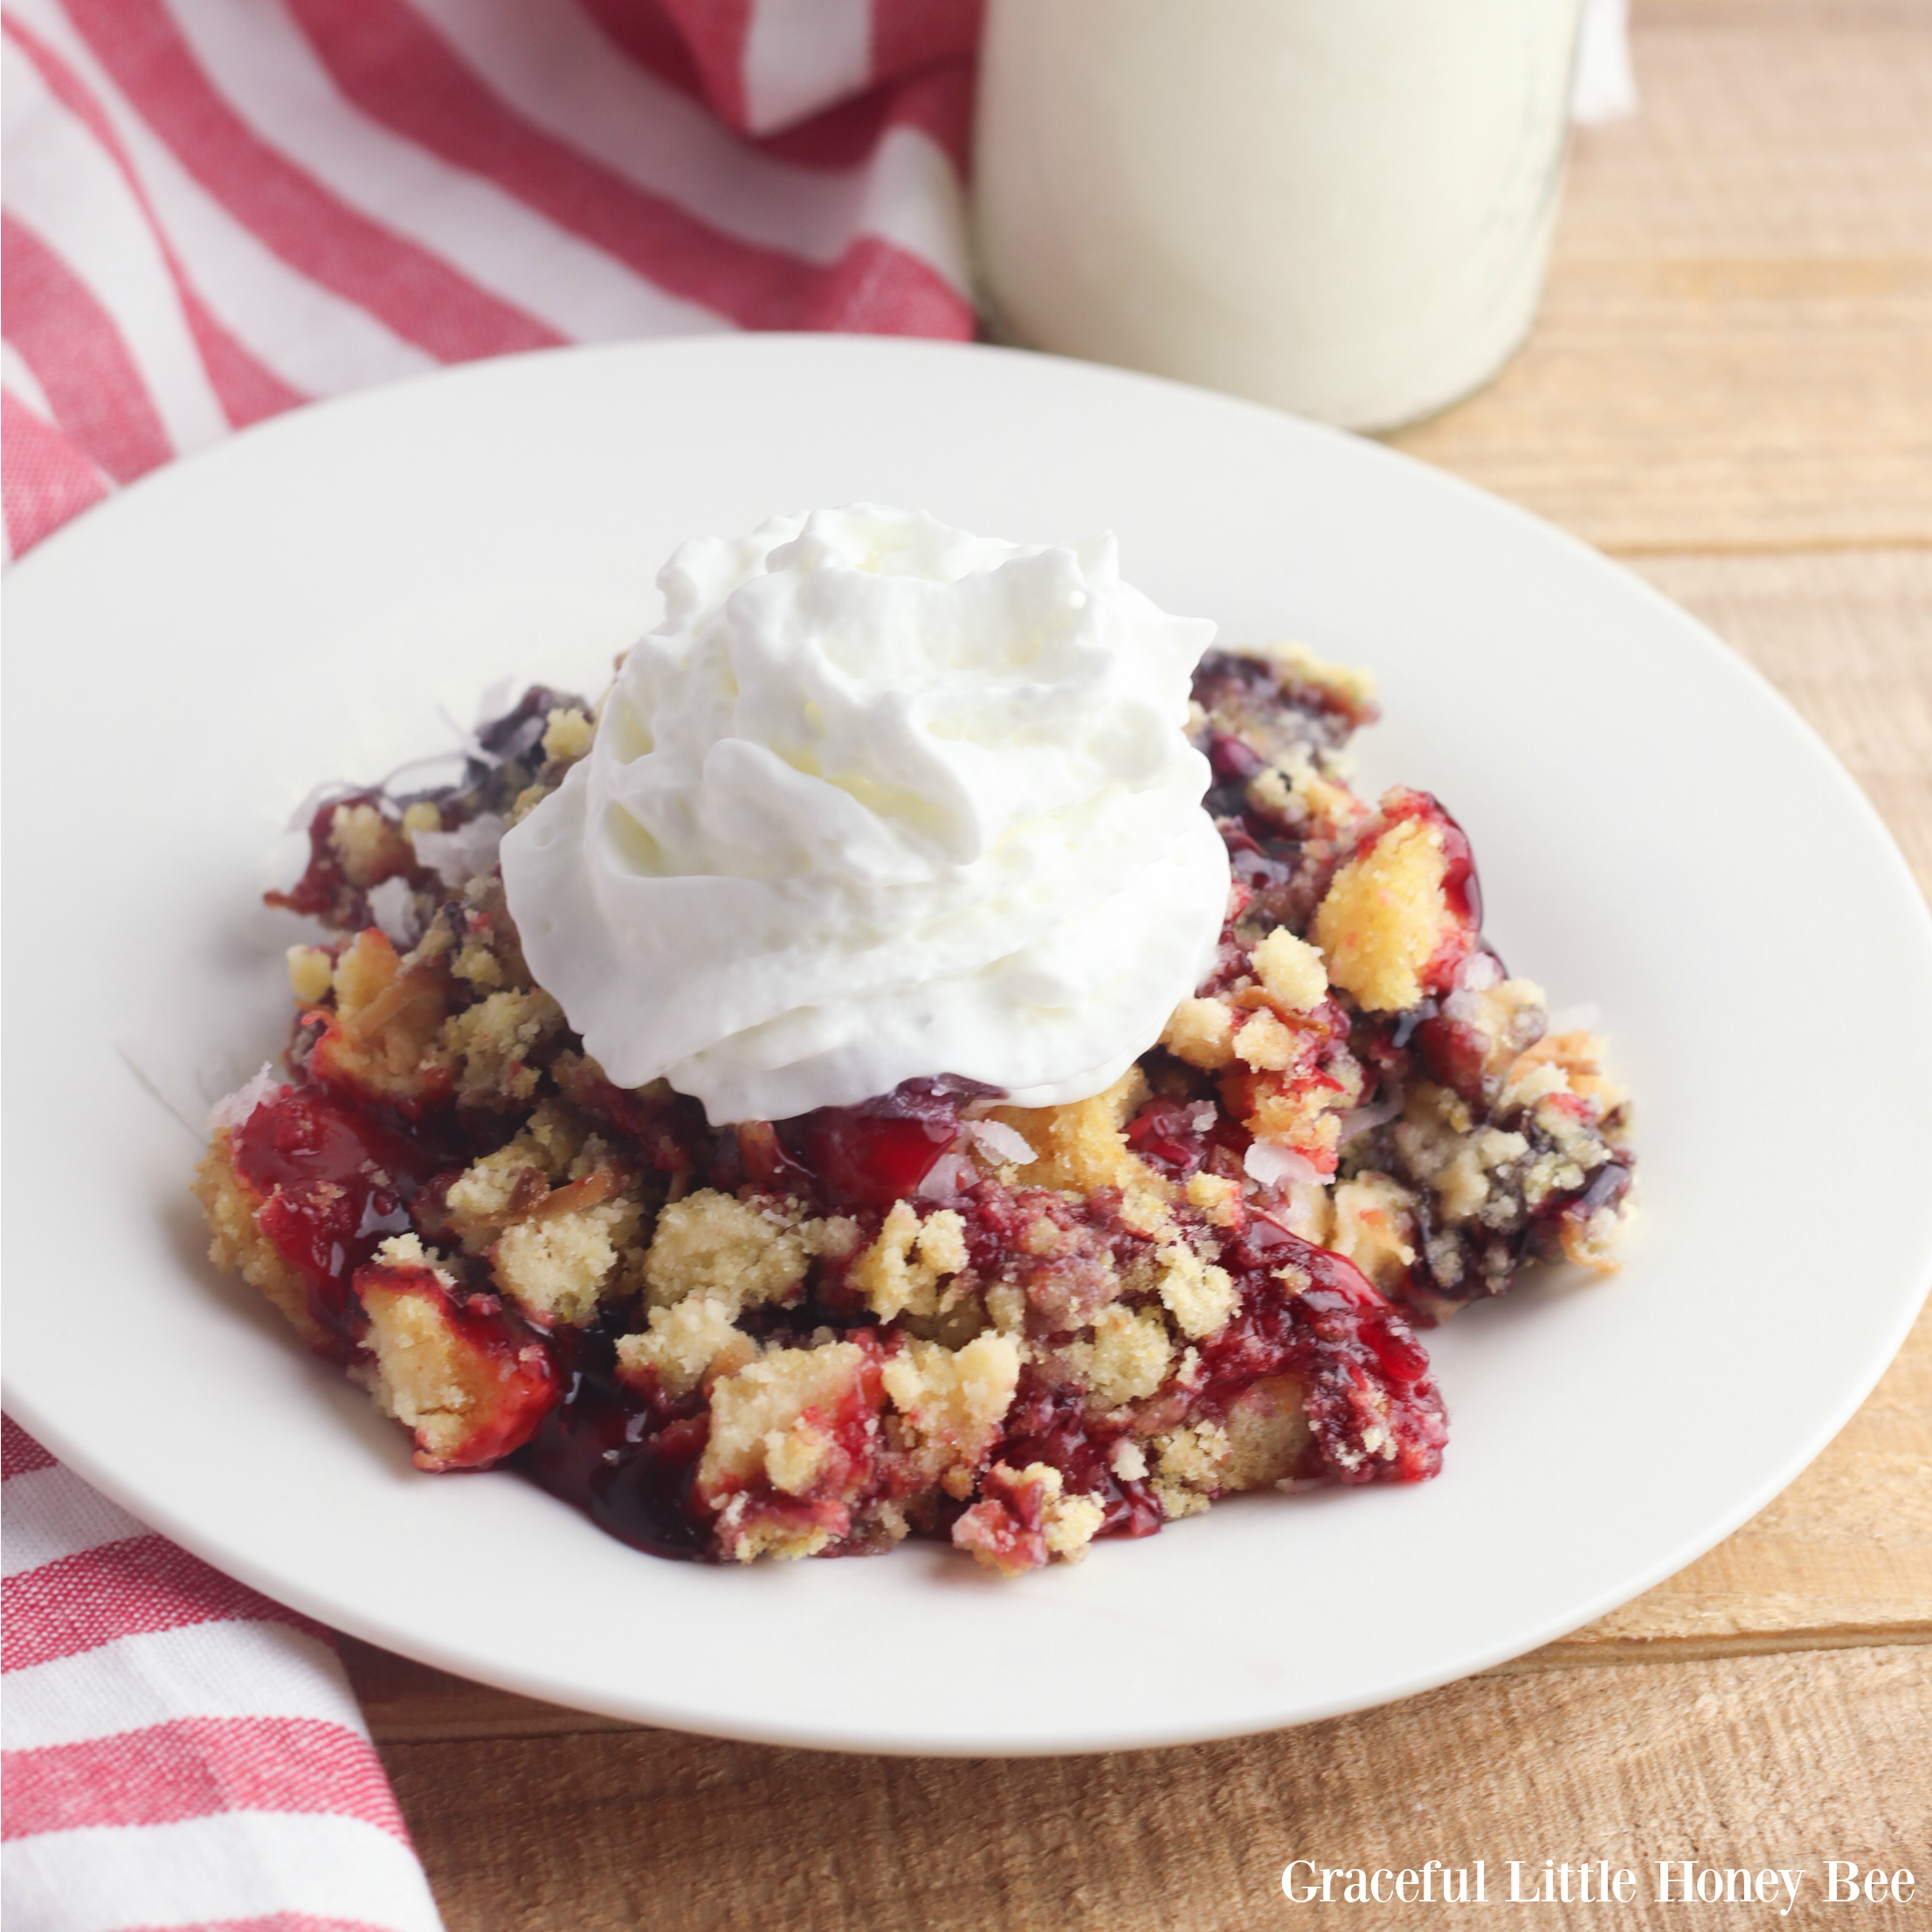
[973,0,1584,431]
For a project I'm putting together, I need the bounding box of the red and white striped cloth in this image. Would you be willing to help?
[3,1418,445,1929]
[0,0,980,561]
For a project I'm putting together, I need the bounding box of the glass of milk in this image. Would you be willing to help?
[972,0,1585,432]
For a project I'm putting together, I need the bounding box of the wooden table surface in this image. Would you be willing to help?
[343,4,1932,1922]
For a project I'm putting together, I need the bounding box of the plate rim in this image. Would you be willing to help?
[7,332,1930,1756]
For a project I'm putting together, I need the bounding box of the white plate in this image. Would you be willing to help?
[7,336,1930,1756]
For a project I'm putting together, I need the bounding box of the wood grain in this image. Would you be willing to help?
[1390,13,1932,553]
[375,1646,1929,1932]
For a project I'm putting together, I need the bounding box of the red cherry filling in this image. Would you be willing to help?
[783,1077,993,1211]
[1199,1214,1446,1484]
[355,1257,560,1470]
[231,1084,432,1356]
[266,790,428,928]
[995,1377,1164,1538]
[951,1461,1069,1576]
[1413,1008,1490,1103]
[1125,1095,1210,1176]
[522,1335,715,1559]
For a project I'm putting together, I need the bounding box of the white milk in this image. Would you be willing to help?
[972,0,1584,431]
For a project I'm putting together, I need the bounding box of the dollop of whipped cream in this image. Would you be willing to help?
[500,505,1230,1122]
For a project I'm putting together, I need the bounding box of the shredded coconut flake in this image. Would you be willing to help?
[1337,1085,1405,1144]
[1245,1141,1326,1189]
[367,875,422,948]
[1454,950,1503,992]
[410,812,507,888]
[208,1062,283,1134]
[473,675,517,731]
[968,1119,1036,1165]
[283,782,361,835]
[916,1151,977,1200]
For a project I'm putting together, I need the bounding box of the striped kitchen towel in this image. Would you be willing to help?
[0,0,981,561]
[2,1417,447,1929]
[0,0,1634,565]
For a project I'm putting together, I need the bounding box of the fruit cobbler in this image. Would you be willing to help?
[195,649,1633,1575]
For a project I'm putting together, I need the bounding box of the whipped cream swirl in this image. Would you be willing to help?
[500,505,1229,1122]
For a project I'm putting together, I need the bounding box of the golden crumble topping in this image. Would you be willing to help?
[1327,1173,1419,1297]
[991,1066,1173,1234]
[1250,926,1328,1013]
[492,1197,639,1325]
[1161,997,1238,1071]
[1313,815,1454,1013]
[192,1131,326,1351]
[617,1294,755,1400]
[700,1342,876,1558]
[850,1202,969,1322]
[328,803,411,890]
[541,706,596,764]
[644,1190,811,1313]
[881,1331,1022,1498]
[197,646,1632,1577]
[1152,1240,1237,1340]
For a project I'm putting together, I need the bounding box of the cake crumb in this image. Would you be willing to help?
[492,1200,633,1324]
[286,944,334,1006]
[438,987,561,1109]
[1184,1171,1242,1230]
[1313,816,1454,1012]
[1250,927,1328,1012]
[951,1460,1102,1575]
[1234,1008,1298,1072]
[191,1133,327,1350]
[1154,1241,1237,1339]
[357,1253,555,1473]
[990,1067,1173,1232]
[881,1331,1021,1497]
[1160,997,1238,1072]
[1084,1303,1173,1408]
[1328,1173,1419,1296]
[850,1202,968,1322]
[644,1190,811,1313]
[542,706,596,764]
[1221,1375,1311,1490]
[616,1295,754,1399]
[1043,1489,1106,1562]
[699,1342,875,1515]
[328,803,409,889]
[1152,1418,1232,1518]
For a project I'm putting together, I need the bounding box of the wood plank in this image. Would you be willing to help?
[1389,16,1932,552]
[374,1646,1930,1931]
